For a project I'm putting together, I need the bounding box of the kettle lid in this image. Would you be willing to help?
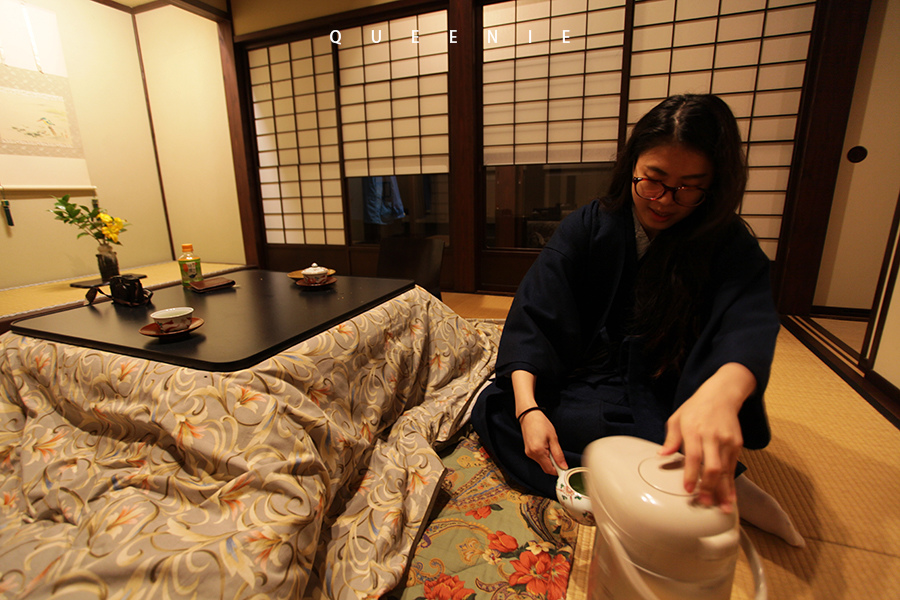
[584,436,740,581]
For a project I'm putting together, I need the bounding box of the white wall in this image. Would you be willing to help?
[815,0,900,310]
[136,7,244,265]
[870,0,900,389]
[0,0,171,287]
[0,0,244,289]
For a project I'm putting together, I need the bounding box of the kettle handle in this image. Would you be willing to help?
[740,527,769,600]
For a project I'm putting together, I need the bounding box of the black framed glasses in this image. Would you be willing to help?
[632,177,707,207]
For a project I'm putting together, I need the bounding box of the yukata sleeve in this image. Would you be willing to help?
[675,224,781,449]
[494,203,620,385]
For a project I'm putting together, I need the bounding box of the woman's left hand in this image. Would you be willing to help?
[659,362,757,513]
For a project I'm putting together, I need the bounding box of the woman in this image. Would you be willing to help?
[471,94,780,513]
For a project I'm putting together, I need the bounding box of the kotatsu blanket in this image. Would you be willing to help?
[0,287,501,599]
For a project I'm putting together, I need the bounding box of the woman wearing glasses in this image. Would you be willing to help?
[471,94,780,513]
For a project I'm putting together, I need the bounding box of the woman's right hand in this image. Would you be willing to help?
[520,409,567,475]
[512,370,567,475]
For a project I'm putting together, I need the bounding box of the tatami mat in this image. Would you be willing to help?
[569,327,900,599]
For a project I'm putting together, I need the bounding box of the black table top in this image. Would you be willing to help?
[10,270,415,371]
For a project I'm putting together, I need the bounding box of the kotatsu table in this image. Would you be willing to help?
[0,283,502,599]
[10,269,414,370]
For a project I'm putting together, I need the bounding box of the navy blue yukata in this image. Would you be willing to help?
[470,200,780,498]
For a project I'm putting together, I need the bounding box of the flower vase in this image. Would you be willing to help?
[96,243,120,282]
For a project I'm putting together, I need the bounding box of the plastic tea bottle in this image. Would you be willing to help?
[178,243,204,288]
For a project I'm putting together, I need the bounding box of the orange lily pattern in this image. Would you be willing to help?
[0,288,501,599]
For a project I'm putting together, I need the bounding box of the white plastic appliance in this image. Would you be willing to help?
[583,436,767,600]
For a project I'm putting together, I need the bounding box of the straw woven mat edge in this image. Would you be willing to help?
[567,327,900,600]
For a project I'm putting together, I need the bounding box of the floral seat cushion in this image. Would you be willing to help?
[389,428,579,600]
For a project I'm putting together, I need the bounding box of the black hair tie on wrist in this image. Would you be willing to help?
[517,406,543,422]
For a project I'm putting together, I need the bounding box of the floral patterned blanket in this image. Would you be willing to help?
[387,429,579,600]
[0,287,501,600]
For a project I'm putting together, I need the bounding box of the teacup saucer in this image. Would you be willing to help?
[295,276,337,289]
[287,268,336,282]
[140,317,204,337]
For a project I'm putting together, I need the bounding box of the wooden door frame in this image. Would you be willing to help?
[772,0,872,315]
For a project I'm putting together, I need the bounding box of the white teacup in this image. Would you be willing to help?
[550,455,595,526]
[301,263,329,285]
[150,307,194,332]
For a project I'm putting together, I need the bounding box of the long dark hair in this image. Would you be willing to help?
[601,94,749,377]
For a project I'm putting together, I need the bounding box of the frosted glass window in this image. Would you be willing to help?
[634,0,675,26]
[753,89,802,116]
[251,34,345,246]
[516,123,548,144]
[761,34,811,64]
[553,13,587,38]
[587,8,626,34]
[675,0,719,20]
[742,192,786,215]
[336,11,450,187]
[549,99,584,121]
[554,0,588,15]
[671,46,714,72]
[673,19,717,47]
[712,68,758,94]
[748,142,795,167]
[721,0,767,13]
[630,75,670,100]
[631,50,672,76]
[549,75,585,99]
[517,0,551,22]
[718,13,765,42]
[765,5,816,36]
[483,0,625,165]
[715,41,762,69]
[669,71,711,95]
[757,63,807,90]
[749,116,798,142]
[747,167,791,192]
[632,24,673,52]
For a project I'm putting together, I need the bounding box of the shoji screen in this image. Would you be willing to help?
[482,0,627,165]
[248,36,344,245]
[337,11,450,177]
[627,0,816,260]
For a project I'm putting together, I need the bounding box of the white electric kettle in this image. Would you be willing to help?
[581,436,767,600]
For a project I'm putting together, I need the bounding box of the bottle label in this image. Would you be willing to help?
[180,259,203,286]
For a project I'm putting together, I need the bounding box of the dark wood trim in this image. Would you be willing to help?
[218,19,262,268]
[449,0,480,292]
[772,0,872,315]
[809,306,871,320]
[867,189,900,368]
[166,0,229,21]
[128,0,230,21]
[90,0,134,12]
[478,249,540,294]
[804,315,862,363]
[233,0,448,47]
[616,0,635,148]
[131,14,175,259]
[130,1,170,14]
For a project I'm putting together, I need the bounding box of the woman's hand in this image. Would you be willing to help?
[520,409,567,475]
[511,370,567,475]
[659,362,757,513]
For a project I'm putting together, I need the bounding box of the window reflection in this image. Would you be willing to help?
[485,163,614,248]
[348,174,450,244]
